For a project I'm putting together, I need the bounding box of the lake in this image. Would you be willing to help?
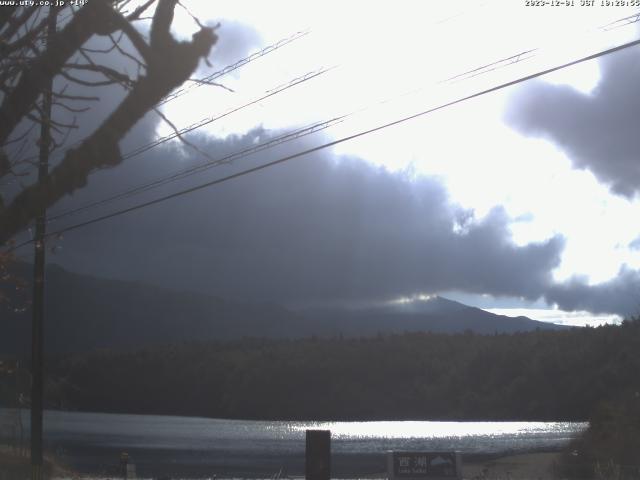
[0,409,587,478]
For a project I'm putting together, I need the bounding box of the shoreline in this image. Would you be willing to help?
[2,447,567,480]
[462,451,564,479]
[1,410,582,479]
[47,448,567,480]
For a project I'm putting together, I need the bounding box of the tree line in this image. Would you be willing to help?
[17,319,638,422]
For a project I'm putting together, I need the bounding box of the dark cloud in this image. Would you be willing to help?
[208,20,262,69]
[503,46,640,317]
[546,266,640,317]
[41,128,564,305]
[505,47,640,197]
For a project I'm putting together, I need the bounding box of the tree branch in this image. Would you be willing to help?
[52,91,100,102]
[0,0,218,244]
[150,0,176,49]
[59,61,135,89]
[59,70,119,88]
[110,13,152,63]
[66,63,133,85]
[0,150,9,179]
[0,11,49,57]
[127,0,157,22]
[0,6,38,43]
[152,106,217,162]
[0,0,115,146]
[52,102,91,114]
[0,6,17,33]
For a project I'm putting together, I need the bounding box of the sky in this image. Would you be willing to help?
[8,0,640,326]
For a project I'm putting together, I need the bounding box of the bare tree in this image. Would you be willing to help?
[0,0,218,246]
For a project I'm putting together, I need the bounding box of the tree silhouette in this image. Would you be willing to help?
[0,0,218,245]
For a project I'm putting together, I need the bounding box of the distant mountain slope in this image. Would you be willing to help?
[301,296,568,336]
[1,263,567,355]
[1,263,304,355]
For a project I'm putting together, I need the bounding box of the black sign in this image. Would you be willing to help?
[392,452,458,478]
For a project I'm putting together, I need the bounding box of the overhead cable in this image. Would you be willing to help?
[7,35,640,253]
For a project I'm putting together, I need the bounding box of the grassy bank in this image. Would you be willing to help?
[556,391,640,479]
[0,445,75,480]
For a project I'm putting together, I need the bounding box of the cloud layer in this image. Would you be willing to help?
[47,129,564,306]
[502,46,640,317]
[34,123,640,317]
[12,20,640,317]
[546,266,640,317]
[505,47,640,198]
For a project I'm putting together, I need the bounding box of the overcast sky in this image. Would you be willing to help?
[9,0,640,326]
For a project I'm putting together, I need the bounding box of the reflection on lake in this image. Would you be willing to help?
[0,409,587,478]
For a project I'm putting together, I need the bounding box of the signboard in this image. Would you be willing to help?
[387,451,461,480]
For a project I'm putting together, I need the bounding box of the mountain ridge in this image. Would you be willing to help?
[0,262,568,355]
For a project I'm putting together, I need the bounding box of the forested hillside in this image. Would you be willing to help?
[1,263,565,356]
[32,319,640,421]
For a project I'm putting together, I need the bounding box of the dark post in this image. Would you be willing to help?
[120,452,129,479]
[305,429,331,480]
[31,7,56,480]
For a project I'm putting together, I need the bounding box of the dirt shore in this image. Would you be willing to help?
[0,446,76,480]
[2,448,564,479]
[462,452,562,479]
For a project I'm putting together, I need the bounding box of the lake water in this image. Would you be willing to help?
[0,409,587,478]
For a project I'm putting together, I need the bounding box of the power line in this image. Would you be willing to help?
[0,29,312,175]
[157,3,500,106]
[8,64,338,232]
[46,48,538,223]
[40,46,555,223]
[442,49,538,85]
[8,35,640,253]
[157,29,310,106]
[31,10,640,223]
[7,11,640,246]
[441,10,640,86]
[121,65,336,160]
[599,10,640,31]
[123,8,640,161]
[48,115,349,221]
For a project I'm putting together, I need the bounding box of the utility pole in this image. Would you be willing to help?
[31,7,56,480]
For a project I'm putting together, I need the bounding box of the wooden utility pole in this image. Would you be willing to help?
[31,7,56,480]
